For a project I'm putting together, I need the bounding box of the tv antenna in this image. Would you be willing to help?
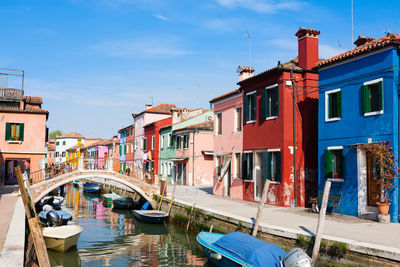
[351,0,354,47]
[150,97,154,106]
[245,31,252,67]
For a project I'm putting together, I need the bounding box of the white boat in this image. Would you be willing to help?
[103,192,122,203]
[42,225,83,252]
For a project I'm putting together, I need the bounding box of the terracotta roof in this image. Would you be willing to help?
[295,27,320,38]
[133,103,176,118]
[56,132,85,139]
[158,109,212,131]
[318,33,400,68]
[47,144,55,150]
[354,35,375,47]
[25,103,48,113]
[237,66,255,73]
[23,96,43,104]
[118,124,134,133]
[66,145,83,151]
[210,89,240,104]
[174,121,214,132]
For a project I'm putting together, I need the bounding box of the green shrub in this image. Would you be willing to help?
[328,242,347,258]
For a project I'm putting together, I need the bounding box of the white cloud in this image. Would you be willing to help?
[319,43,345,59]
[216,0,306,13]
[92,36,190,58]
[154,14,169,21]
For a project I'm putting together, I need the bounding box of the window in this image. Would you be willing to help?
[119,145,122,154]
[234,152,241,178]
[62,152,65,157]
[56,142,59,146]
[63,141,66,145]
[134,139,138,150]
[168,134,172,147]
[362,79,383,115]
[244,92,257,123]
[235,107,242,132]
[183,134,189,149]
[262,84,279,119]
[261,151,282,182]
[215,155,222,177]
[160,135,164,149]
[143,137,147,151]
[152,135,155,150]
[170,134,174,147]
[5,123,24,141]
[242,152,253,180]
[324,148,344,179]
[131,143,134,153]
[124,145,126,154]
[216,113,222,135]
[176,135,182,149]
[325,89,342,121]
[168,162,172,176]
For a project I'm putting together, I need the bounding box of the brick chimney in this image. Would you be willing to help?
[145,104,152,110]
[295,27,320,70]
[237,66,255,82]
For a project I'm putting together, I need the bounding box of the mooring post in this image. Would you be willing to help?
[167,181,178,216]
[312,180,332,266]
[157,180,167,211]
[252,180,270,237]
[186,187,199,231]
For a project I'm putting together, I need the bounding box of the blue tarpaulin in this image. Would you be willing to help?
[213,232,286,267]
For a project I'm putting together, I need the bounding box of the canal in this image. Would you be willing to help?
[48,184,211,267]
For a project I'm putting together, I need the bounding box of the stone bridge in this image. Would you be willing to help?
[28,170,159,204]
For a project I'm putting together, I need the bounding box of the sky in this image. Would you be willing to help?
[1,0,400,138]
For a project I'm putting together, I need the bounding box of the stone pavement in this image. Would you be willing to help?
[166,185,400,261]
[0,185,19,255]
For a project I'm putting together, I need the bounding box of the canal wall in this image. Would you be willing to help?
[157,195,399,266]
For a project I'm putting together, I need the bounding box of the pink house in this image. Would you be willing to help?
[173,121,214,186]
[210,88,244,199]
[0,91,48,185]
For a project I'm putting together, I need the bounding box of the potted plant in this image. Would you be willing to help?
[357,142,398,215]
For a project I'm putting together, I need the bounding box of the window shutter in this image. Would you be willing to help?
[276,151,282,182]
[242,153,248,179]
[5,122,10,140]
[328,93,333,118]
[378,81,383,111]
[272,86,279,117]
[324,149,333,178]
[251,94,256,120]
[119,145,122,154]
[361,85,370,114]
[19,123,24,141]
[266,152,272,181]
[337,91,342,118]
[124,145,126,154]
[244,94,249,122]
[339,150,345,178]
[261,152,268,181]
[261,90,266,119]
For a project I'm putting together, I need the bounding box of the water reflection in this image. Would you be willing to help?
[56,184,208,267]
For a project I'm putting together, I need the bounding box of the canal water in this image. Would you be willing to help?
[48,184,211,267]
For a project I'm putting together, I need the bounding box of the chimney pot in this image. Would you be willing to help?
[295,27,320,70]
[237,66,255,82]
[145,104,152,110]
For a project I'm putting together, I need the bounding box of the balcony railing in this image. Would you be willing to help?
[0,88,24,101]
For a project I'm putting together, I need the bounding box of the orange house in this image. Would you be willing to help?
[0,89,48,184]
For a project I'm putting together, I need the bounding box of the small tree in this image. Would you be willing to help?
[357,142,398,204]
[49,130,63,139]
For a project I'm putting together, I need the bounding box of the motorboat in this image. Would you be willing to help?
[35,196,64,212]
[39,210,72,226]
[112,197,140,210]
[83,182,102,194]
[132,210,169,224]
[197,231,312,267]
[42,225,83,252]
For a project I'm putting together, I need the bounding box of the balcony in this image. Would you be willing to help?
[0,88,24,101]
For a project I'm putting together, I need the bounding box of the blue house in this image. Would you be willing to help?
[317,34,400,222]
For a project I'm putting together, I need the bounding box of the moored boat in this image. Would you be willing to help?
[39,210,72,226]
[42,225,83,252]
[132,210,169,224]
[197,231,312,267]
[35,196,64,212]
[103,192,122,203]
[112,197,140,210]
[83,182,102,194]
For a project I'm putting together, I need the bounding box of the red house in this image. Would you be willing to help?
[239,28,320,207]
[143,117,172,184]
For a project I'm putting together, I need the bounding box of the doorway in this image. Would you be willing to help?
[366,152,380,207]
[177,163,187,185]
[254,152,263,202]
[5,159,30,185]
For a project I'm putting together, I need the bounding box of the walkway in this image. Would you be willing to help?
[0,185,19,255]
[167,185,400,261]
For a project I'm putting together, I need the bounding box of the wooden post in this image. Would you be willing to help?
[311,180,332,266]
[252,180,270,237]
[209,225,214,232]
[157,180,167,211]
[167,181,178,216]
[186,187,199,231]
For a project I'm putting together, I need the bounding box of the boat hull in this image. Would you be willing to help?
[39,210,72,226]
[132,210,168,224]
[83,182,102,194]
[43,225,82,252]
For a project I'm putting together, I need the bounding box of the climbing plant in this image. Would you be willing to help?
[356,142,398,204]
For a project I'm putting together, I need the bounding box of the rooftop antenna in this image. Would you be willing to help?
[351,0,354,48]
[245,31,252,67]
[150,97,154,106]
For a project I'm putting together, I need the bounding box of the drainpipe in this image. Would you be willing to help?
[291,70,297,207]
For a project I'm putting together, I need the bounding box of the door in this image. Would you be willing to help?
[177,164,182,185]
[254,152,262,201]
[182,163,187,185]
[366,152,380,207]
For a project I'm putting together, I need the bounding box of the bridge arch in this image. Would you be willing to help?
[31,171,155,204]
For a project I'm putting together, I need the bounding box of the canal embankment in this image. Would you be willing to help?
[158,185,400,266]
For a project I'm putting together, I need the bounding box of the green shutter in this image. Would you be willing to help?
[19,123,24,141]
[261,89,266,119]
[337,91,342,118]
[124,145,126,154]
[361,85,370,114]
[251,94,256,121]
[244,94,249,122]
[266,152,272,180]
[378,81,383,111]
[324,149,333,178]
[5,122,10,140]
[328,93,333,118]
[339,150,345,178]
[119,145,122,154]
[242,153,248,179]
[265,90,270,118]
[261,152,268,181]
[276,151,282,182]
[272,86,279,117]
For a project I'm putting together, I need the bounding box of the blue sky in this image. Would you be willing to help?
[1,0,399,138]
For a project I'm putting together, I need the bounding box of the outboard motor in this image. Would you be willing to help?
[46,210,62,226]
[42,204,53,212]
[283,248,312,267]
[126,197,134,209]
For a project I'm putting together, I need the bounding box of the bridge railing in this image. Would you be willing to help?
[29,157,161,186]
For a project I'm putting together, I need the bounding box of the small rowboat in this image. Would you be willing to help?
[197,232,312,267]
[132,210,169,224]
[83,182,102,194]
[42,225,83,252]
